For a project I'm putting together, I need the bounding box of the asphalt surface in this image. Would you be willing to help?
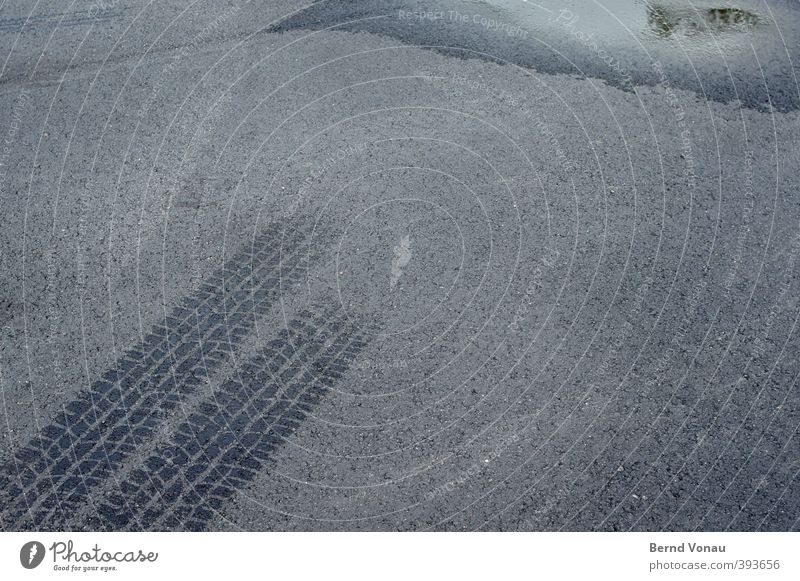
[0,0,799,531]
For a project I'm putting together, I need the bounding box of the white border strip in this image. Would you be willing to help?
[2,532,798,580]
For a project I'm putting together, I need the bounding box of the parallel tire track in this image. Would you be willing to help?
[1,220,318,529]
[0,9,124,33]
[91,308,370,531]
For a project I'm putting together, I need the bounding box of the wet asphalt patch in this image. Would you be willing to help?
[0,8,124,34]
[268,0,800,112]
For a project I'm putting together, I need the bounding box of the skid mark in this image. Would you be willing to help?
[90,309,370,531]
[0,219,319,530]
[0,9,123,33]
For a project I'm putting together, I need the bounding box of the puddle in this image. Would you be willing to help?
[270,0,800,111]
[478,0,778,55]
[646,6,761,37]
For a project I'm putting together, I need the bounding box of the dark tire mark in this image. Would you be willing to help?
[1,219,319,530]
[0,9,124,33]
[90,308,370,531]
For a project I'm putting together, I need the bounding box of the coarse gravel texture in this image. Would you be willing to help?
[1,0,799,531]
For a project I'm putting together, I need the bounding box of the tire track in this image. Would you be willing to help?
[1,219,320,529]
[89,308,370,531]
[0,9,124,33]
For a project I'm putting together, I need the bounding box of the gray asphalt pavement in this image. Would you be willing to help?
[1,0,799,531]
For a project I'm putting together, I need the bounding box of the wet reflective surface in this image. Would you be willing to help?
[272,0,800,110]
[484,0,790,57]
[646,5,761,37]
